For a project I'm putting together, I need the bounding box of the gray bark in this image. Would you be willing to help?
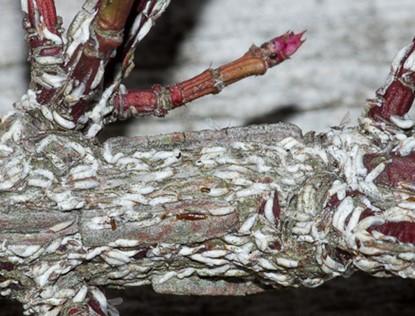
[1,107,414,315]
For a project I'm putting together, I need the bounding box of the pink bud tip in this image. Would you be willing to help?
[271,31,306,61]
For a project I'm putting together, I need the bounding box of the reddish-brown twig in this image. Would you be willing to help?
[65,0,136,121]
[23,0,64,104]
[111,31,305,119]
[25,0,61,53]
[368,38,415,121]
[66,0,171,122]
[115,0,171,81]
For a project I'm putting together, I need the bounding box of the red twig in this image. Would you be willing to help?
[112,31,305,119]
[23,0,64,104]
[116,0,170,80]
[368,38,415,120]
[66,0,136,121]
[27,0,59,33]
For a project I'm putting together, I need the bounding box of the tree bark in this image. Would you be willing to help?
[1,107,415,315]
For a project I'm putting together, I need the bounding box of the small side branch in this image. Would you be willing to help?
[110,32,305,119]
[368,38,415,122]
[115,0,172,81]
[22,0,64,104]
[64,0,135,121]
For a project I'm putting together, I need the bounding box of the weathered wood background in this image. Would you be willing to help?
[0,0,414,315]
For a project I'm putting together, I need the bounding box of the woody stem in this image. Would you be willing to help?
[64,0,135,120]
[111,31,305,119]
[23,0,64,104]
[368,38,415,120]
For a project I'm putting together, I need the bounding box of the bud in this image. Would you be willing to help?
[262,31,306,67]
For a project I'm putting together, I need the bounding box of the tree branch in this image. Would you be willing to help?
[61,0,135,122]
[4,1,415,315]
[1,103,415,314]
[38,0,171,135]
[110,32,305,119]
[368,38,415,122]
[22,0,65,104]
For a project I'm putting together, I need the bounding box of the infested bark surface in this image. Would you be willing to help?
[1,107,415,315]
[2,0,415,315]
